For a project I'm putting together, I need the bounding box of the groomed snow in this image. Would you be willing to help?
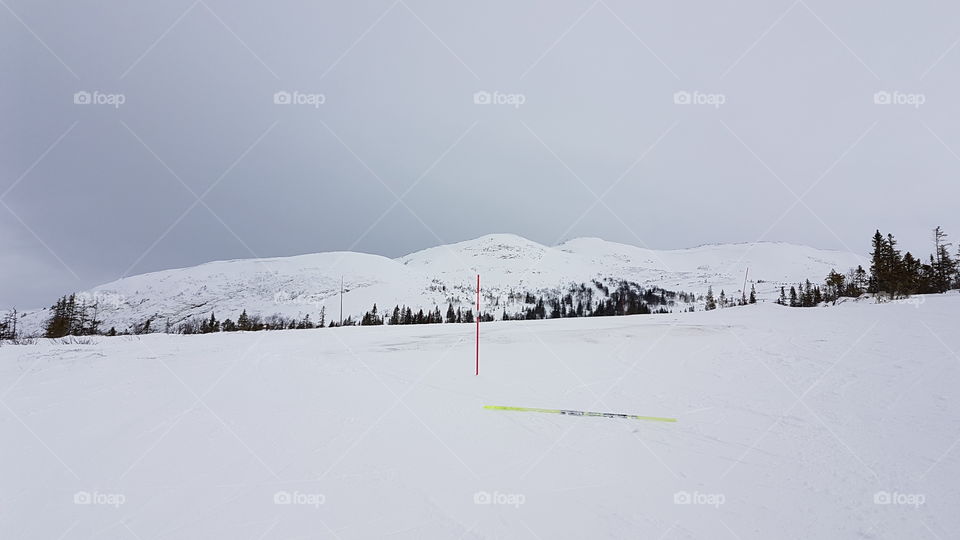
[3,294,957,539]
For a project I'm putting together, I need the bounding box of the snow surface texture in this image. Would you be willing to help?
[2,294,958,539]
[16,234,865,334]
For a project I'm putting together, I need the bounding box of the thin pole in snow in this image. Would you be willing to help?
[340,276,343,327]
[476,274,480,376]
[742,267,749,303]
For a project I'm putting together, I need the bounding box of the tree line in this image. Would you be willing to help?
[704,284,758,311]
[777,226,958,307]
[3,277,689,341]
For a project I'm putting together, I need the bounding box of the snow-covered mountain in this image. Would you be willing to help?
[16,234,866,334]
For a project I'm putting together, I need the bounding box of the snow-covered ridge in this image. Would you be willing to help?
[15,234,866,333]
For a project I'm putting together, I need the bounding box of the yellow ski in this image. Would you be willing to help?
[484,405,676,422]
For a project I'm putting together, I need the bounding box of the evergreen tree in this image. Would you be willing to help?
[0,308,17,340]
[297,314,314,329]
[446,303,456,324]
[549,298,561,319]
[933,226,956,292]
[825,270,845,302]
[869,231,906,298]
[902,253,921,295]
[44,296,72,338]
[749,285,757,304]
[361,304,384,326]
[869,230,886,294]
[237,310,250,331]
[705,286,716,311]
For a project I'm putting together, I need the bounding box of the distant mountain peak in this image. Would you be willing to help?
[14,234,865,335]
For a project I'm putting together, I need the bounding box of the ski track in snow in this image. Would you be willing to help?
[1,295,959,539]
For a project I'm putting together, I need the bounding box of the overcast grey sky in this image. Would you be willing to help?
[2,0,959,309]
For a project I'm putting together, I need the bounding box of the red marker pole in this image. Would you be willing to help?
[475,274,480,376]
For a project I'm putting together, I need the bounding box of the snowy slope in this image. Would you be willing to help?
[15,234,865,334]
[1,293,957,538]
[400,234,866,305]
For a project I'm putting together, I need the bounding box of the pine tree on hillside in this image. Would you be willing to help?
[237,310,250,331]
[847,266,867,297]
[933,226,956,293]
[902,253,921,295]
[0,308,17,340]
[705,286,716,311]
[361,304,383,326]
[45,295,73,338]
[869,230,907,298]
[869,230,886,294]
[208,312,220,333]
[749,285,757,304]
[825,270,845,303]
